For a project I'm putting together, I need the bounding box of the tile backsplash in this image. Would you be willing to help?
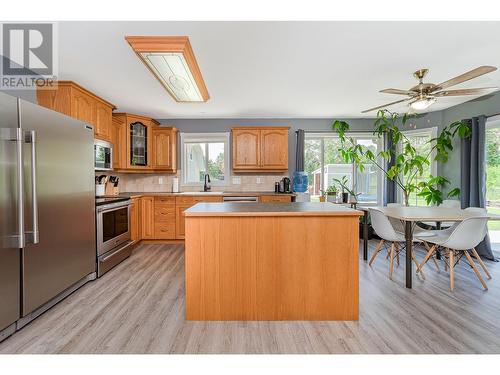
[100,171,288,193]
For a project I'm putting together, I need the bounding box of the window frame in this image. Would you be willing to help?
[180,132,230,187]
[305,132,384,205]
[397,126,438,205]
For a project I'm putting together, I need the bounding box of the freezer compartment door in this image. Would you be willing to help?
[0,92,21,330]
[19,99,96,316]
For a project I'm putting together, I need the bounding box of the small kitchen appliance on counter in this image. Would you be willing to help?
[276,177,292,193]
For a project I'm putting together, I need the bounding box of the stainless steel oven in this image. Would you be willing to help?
[94,139,113,171]
[96,198,133,277]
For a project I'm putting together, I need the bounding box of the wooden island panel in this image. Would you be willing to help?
[185,210,359,321]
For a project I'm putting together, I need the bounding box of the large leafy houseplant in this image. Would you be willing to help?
[332,110,471,206]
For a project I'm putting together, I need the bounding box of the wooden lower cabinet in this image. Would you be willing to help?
[137,194,294,241]
[130,197,141,241]
[175,204,192,239]
[175,196,223,239]
[140,197,155,239]
[154,196,176,239]
[259,195,292,203]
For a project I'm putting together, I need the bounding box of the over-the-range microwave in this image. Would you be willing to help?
[94,139,113,170]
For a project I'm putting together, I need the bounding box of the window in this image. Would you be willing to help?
[486,118,500,251]
[304,133,383,204]
[399,127,437,206]
[180,133,230,185]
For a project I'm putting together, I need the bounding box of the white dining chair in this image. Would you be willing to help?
[386,203,432,236]
[439,199,461,228]
[415,216,491,291]
[369,208,425,280]
[384,204,440,271]
[440,199,461,208]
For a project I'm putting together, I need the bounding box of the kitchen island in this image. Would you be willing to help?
[184,202,362,321]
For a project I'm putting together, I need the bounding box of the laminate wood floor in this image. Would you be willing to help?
[1,241,500,354]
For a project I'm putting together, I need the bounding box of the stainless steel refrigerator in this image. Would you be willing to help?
[0,91,96,340]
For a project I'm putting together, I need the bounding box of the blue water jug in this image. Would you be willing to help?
[292,171,308,193]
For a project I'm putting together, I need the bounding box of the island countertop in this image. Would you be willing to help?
[184,202,362,217]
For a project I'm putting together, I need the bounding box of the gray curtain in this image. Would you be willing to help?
[384,131,397,205]
[295,129,305,171]
[460,115,496,260]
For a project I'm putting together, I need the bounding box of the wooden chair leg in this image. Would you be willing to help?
[395,243,400,266]
[449,250,454,291]
[412,253,425,280]
[389,242,395,280]
[369,239,385,266]
[423,241,440,271]
[417,244,436,273]
[471,248,492,279]
[444,248,449,272]
[431,256,440,272]
[464,251,488,290]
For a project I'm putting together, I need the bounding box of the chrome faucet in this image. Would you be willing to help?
[204,173,211,192]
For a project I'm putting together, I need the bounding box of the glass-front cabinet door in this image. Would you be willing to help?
[130,121,147,166]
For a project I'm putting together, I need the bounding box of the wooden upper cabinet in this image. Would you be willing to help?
[111,116,127,170]
[37,81,115,142]
[72,89,94,124]
[112,113,176,173]
[94,101,112,141]
[260,129,288,170]
[231,126,289,172]
[232,129,261,170]
[152,127,177,172]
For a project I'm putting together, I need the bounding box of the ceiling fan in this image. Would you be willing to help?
[362,66,498,113]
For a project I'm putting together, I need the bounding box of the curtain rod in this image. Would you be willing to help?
[487,112,500,119]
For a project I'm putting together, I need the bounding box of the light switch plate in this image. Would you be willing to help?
[158,177,164,185]
[256,177,262,184]
[232,176,241,185]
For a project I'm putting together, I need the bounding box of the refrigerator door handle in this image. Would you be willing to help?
[24,130,39,244]
[0,127,25,248]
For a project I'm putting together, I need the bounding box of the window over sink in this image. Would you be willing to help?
[180,132,230,186]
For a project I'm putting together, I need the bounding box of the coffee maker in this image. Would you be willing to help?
[277,177,291,193]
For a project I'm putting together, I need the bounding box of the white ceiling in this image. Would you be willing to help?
[57,21,500,119]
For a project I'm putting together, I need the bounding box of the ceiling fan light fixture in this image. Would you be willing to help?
[409,97,436,111]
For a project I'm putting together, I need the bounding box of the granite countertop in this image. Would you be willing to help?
[118,191,297,198]
[184,202,363,217]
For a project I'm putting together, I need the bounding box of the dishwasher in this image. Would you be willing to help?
[222,196,259,202]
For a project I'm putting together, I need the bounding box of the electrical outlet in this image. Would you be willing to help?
[256,177,262,184]
[232,176,241,185]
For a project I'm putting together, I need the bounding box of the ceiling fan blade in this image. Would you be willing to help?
[434,87,498,97]
[361,98,412,113]
[380,88,415,96]
[432,66,497,91]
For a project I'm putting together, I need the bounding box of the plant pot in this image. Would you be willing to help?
[319,196,326,202]
[342,192,349,203]
[327,193,337,203]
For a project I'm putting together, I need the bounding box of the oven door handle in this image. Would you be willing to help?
[97,203,131,214]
